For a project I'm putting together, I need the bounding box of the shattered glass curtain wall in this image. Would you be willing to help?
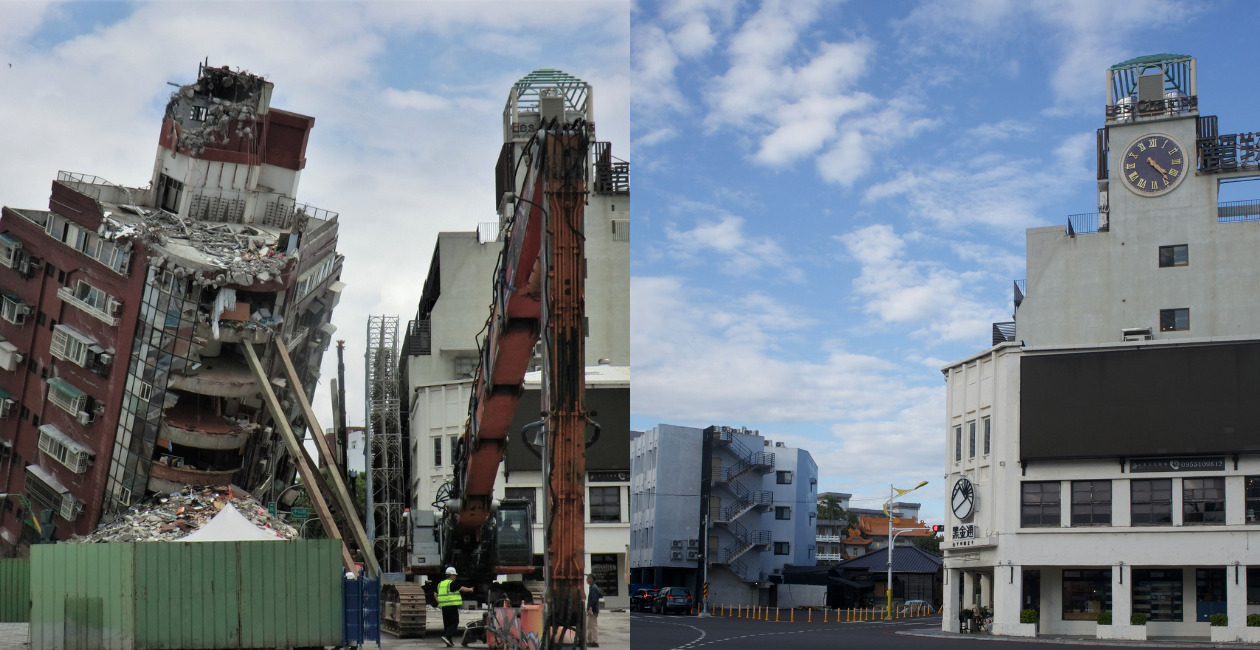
[104,267,200,516]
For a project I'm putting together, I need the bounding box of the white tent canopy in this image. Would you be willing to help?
[178,502,284,542]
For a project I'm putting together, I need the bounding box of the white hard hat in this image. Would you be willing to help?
[446,567,458,575]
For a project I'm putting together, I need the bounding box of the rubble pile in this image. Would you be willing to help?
[108,207,290,285]
[71,486,300,543]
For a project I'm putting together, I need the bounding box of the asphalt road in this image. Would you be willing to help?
[629,612,1218,649]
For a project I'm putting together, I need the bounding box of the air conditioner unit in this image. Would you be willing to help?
[686,539,699,548]
[76,411,94,426]
[98,352,113,366]
[670,539,683,549]
[59,496,82,521]
[686,550,699,560]
[773,568,781,574]
[14,304,31,317]
[669,550,683,560]
[107,298,122,316]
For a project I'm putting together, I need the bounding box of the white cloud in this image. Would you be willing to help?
[842,225,1008,343]
[662,207,803,281]
[631,276,925,424]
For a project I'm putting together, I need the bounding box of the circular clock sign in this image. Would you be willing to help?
[1120,133,1187,197]
[951,477,975,521]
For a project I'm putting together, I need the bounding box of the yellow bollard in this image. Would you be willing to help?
[776,607,780,622]
[790,608,795,623]
[824,608,828,623]
[808,609,812,623]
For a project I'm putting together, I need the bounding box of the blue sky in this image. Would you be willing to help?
[0,1,628,434]
[628,0,1260,520]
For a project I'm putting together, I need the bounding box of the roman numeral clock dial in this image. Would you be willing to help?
[1121,133,1187,196]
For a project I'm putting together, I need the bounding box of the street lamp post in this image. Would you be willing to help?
[885,481,928,618]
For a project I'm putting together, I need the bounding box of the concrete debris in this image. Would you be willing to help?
[107,207,289,285]
[70,485,301,543]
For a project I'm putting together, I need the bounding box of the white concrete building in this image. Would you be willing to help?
[941,54,1260,642]
[631,424,818,607]
[402,68,630,606]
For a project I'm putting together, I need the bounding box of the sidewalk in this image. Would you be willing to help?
[901,627,1260,647]
[381,608,629,649]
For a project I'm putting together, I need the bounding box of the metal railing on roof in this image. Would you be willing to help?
[1067,213,1099,235]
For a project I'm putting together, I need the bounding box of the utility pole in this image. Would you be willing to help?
[885,481,928,617]
[336,340,348,481]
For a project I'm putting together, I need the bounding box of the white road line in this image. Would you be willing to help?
[631,614,708,649]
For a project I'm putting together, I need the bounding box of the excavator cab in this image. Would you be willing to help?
[494,498,534,568]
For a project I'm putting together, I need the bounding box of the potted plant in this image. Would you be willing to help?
[1248,614,1260,627]
[1097,611,1112,625]
[1019,608,1039,637]
[1131,612,1147,626]
[960,608,974,633]
[1211,613,1228,627]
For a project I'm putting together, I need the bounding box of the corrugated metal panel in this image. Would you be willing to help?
[0,557,30,622]
[30,540,340,650]
[30,543,135,650]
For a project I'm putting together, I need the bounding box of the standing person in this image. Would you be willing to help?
[437,567,473,648]
[586,574,603,647]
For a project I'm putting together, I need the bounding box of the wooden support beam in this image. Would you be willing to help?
[274,340,380,577]
[241,342,356,573]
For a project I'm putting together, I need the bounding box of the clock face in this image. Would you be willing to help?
[951,478,975,521]
[1120,133,1187,197]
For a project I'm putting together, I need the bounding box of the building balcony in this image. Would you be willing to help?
[148,459,240,491]
[817,534,842,543]
[169,354,260,399]
[193,321,275,345]
[57,286,120,327]
[817,552,843,562]
[160,400,254,451]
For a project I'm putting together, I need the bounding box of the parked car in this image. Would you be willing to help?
[897,600,935,615]
[630,588,659,612]
[653,586,694,614]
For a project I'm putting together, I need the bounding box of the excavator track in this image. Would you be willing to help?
[381,582,428,638]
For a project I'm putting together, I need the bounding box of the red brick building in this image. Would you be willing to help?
[0,63,345,553]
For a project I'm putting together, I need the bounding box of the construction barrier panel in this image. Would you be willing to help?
[0,558,29,622]
[30,540,341,650]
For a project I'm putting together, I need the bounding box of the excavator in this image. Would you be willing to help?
[397,108,594,648]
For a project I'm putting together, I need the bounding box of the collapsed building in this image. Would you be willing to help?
[0,63,345,553]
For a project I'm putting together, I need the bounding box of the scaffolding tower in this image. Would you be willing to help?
[366,315,406,573]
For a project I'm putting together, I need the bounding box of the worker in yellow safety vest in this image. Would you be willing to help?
[437,566,473,647]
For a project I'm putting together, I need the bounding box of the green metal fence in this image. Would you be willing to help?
[0,557,30,622]
[30,540,340,650]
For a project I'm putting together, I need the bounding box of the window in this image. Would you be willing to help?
[1160,308,1189,331]
[0,234,22,269]
[589,486,620,523]
[591,553,619,597]
[1183,477,1225,524]
[968,422,976,458]
[1021,481,1061,527]
[1159,244,1188,267]
[47,377,88,415]
[776,471,793,484]
[954,426,962,462]
[73,281,109,311]
[1062,569,1111,621]
[1070,480,1111,526]
[983,418,991,455]
[453,356,477,379]
[1246,476,1260,523]
[449,435,458,466]
[1132,569,1183,621]
[505,487,537,523]
[37,424,92,473]
[775,506,791,520]
[50,324,95,366]
[1130,478,1173,525]
[774,542,791,555]
[432,437,441,467]
[1,294,28,325]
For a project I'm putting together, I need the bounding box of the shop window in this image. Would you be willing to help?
[1246,476,1260,523]
[1130,478,1172,525]
[1070,480,1111,526]
[1021,481,1060,527]
[1183,477,1225,524]
[591,553,619,597]
[1132,569,1183,621]
[1062,569,1111,621]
